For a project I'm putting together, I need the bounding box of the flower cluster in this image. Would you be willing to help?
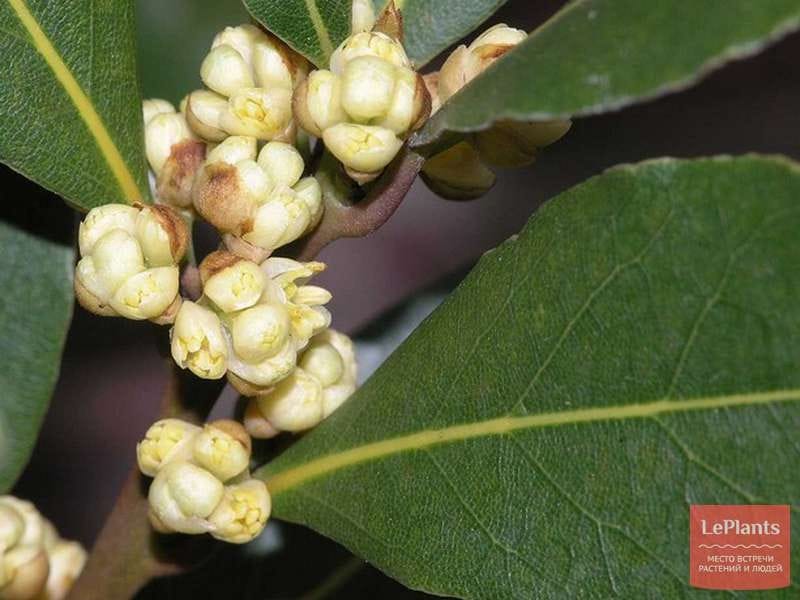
[170,251,329,391]
[421,24,572,200]
[245,328,357,437]
[294,30,430,183]
[74,204,187,322]
[78,24,363,468]
[137,419,270,543]
[142,24,327,261]
[191,136,322,262]
[188,24,308,143]
[0,496,86,600]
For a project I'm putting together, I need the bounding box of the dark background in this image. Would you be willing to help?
[8,0,800,597]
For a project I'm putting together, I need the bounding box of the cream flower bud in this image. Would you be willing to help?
[351,0,376,34]
[251,36,294,91]
[243,186,310,251]
[291,305,332,348]
[40,540,86,600]
[2,547,49,600]
[300,341,343,387]
[77,204,138,257]
[306,329,358,417]
[292,285,332,307]
[74,259,115,316]
[341,56,396,121]
[209,480,270,544]
[200,44,255,97]
[421,141,496,200]
[293,70,347,138]
[77,205,185,320]
[206,135,258,165]
[155,138,208,209]
[192,420,251,482]
[470,23,527,52]
[238,160,273,201]
[243,399,281,439]
[259,260,332,346]
[145,112,195,176]
[192,160,265,234]
[294,176,323,230]
[170,302,228,380]
[91,229,146,294]
[220,88,293,141]
[422,72,441,114]
[185,90,228,142]
[231,303,291,363]
[148,462,224,534]
[0,503,24,549]
[135,205,188,267]
[323,123,402,176]
[0,498,45,552]
[330,31,410,75]
[226,337,297,391]
[378,67,429,135]
[211,24,266,66]
[201,253,267,313]
[474,119,572,168]
[437,45,481,103]
[137,419,201,477]
[262,257,325,295]
[143,98,175,125]
[257,142,304,188]
[40,520,58,554]
[255,369,324,432]
[439,25,527,105]
[109,266,180,320]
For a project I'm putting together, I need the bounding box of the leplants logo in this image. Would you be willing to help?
[690,505,790,590]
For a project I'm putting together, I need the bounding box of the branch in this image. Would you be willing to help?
[67,362,225,600]
[292,149,424,261]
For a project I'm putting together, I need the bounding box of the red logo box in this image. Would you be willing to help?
[690,505,790,590]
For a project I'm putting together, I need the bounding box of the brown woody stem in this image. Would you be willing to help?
[292,149,425,261]
[67,361,225,599]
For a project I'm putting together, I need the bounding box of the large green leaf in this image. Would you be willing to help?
[414,0,800,149]
[0,0,148,209]
[258,155,800,598]
[244,0,507,68]
[0,222,74,492]
[373,0,507,66]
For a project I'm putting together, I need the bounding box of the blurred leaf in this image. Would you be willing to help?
[242,0,352,68]
[137,0,249,102]
[0,0,148,209]
[373,0,507,66]
[259,155,800,598]
[243,0,505,68]
[414,0,800,149]
[0,222,73,492]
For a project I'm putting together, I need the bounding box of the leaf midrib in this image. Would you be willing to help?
[304,0,334,61]
[262,388,800,495]
[7,0,143,204]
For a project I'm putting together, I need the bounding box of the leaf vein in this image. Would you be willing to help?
[263,388,800,496]
[512,206,675,414]
[423,449,560,593]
